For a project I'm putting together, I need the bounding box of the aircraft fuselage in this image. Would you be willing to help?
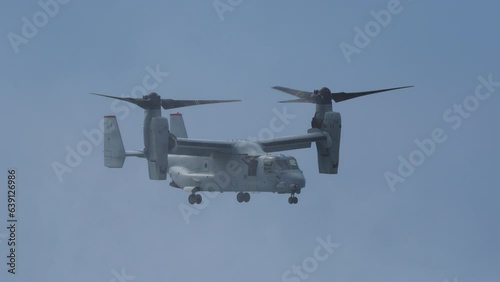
[168,152,305,195]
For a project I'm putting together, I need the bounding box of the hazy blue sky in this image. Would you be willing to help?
[1,1,500,281]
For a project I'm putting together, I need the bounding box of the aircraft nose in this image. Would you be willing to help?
[287,171,306,189]
[276,171,306,191]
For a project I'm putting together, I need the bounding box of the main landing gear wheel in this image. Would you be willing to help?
[188,193,202,205]
[288,194,298,204]
[236,192,250,203]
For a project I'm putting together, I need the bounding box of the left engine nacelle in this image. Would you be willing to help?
[147,117,169,180]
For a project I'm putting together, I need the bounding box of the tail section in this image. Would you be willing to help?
[103,114,167,180]
[104,116,126,168]
[170,112,188,138]
[94,92,238,182]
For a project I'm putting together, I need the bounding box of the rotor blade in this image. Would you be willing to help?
[331,86,413,102]
[90,93,140,104]
[89,92,155,109]
[278,98,313,103]
[161,99,241,110]
[272,86,313,100]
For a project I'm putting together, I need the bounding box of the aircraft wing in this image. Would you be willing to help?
[257,129,327,153]
[175,138,235,156]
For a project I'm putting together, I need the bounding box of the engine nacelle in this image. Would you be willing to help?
[315,111,341,174]
[147,117,169,180]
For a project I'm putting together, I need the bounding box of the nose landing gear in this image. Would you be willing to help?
[288,193,298,204]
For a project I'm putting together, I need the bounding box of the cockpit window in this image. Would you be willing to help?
[288,158,299,169]
[276,159,291,170]
[264,156,299,172]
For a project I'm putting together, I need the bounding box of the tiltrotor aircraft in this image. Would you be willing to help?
[94,85,411,204]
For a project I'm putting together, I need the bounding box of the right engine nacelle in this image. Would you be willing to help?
[147,117,169,180]
[315,111,341,174]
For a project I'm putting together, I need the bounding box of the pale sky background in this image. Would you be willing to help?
[1,1,500,282]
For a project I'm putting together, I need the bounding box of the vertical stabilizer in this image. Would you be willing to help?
[104,115,126,168]
[170,112,188,138]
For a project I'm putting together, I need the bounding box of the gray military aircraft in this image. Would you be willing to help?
[94,85,411,204]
